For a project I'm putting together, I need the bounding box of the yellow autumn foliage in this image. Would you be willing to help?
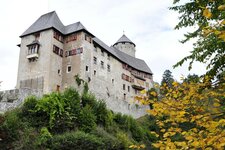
[203,8,212,19]
[147,75,225,149]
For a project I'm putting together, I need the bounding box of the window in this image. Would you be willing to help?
[67,65,72,73]
[93,57,97,64]
[101,61,104,69]
[112,79,114,84]
[66,33,77,43]
[107,64,111,72]
[107,54,110,60]
[94,45,97,52]
[128,86,130,92]
[94,70,96,75]
[101,50,104,56]
[53,45,63,57]
[28,45,38,55]
[65,47,83,57]
[56,85,60,92]
[123,94,126,100]
[58,69,61,75]
[34,33,40,40]
[85,34,92,43]
[54,30,63,42]
[27,43,40,61]
[86,66,89,72]
[123,84,126,90]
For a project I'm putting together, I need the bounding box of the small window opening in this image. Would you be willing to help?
[123,93,126,100]
[67,65,72,73]
[86,66,89,72]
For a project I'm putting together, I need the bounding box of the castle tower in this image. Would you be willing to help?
[113,34,136,57]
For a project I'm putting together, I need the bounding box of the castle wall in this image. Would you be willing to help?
[16,30,54,93]
[0,89,43,114]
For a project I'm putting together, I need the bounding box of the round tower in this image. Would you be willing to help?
[113,34,136,57]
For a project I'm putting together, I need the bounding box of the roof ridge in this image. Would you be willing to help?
[113,34,135,46]
[20,11,87,37]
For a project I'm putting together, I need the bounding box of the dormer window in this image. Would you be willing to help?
[34,33,40,40]
[26,41,40,61]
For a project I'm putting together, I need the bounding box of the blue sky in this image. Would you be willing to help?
[0,0,206,90]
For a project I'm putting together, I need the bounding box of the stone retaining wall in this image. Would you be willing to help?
[0,88,43,113]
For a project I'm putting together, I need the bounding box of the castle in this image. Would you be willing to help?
[16,11,153,118]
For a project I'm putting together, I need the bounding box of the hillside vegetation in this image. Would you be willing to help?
[0,87,157,150]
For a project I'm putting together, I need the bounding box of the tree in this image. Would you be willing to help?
[171,0,225,79]
[161,70,175,95]
[148,77,225,149]
[143,1,225,149]
[183,74,200,83]
[161,70,174,87]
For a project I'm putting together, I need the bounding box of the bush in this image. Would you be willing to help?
[129,119,145,142]
[114,113,131,131]
[62,87,81,116]
[1,109,22,141]
[93,100,113,127]
[81,93,98,108]
[20,96,48,127]
[116,131,134,149]
[21,96,38,117]
[92,127,124,150]
[0,109,35,149]
[50,131,104,150]
[78,105,96,132]
[36,127,52,147]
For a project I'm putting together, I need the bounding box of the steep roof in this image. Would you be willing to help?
[20,11,87,37]
[93,37,152,74]
[113,34,136,47]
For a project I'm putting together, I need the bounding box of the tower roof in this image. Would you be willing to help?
[20,11,89,37]
[113,34,135,47]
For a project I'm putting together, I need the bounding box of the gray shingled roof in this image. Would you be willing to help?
[93,37,152,74]
[21,11,87,37]
[113,34,135,47]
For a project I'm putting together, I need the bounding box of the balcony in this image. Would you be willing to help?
[132,84,145,90]
[26,53,39,59]
[26,40,40,61]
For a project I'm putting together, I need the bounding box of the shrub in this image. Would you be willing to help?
[93,100,113,127]
[50,131,103,150]
[36,127,52,146]
[35,92,76,131]
[11,126,37,150]
[21,96,38,117]
[61,88,81,129]
[78,105,96,132]
[114,113,131,131]
[1,109,22,141]
[92,127,124,150]
[62,88,80,116]
[116,131,133,149]
[20,96,48,127]
[0,109,32,149]
[129,118,145,142]
[81,93,98,107]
